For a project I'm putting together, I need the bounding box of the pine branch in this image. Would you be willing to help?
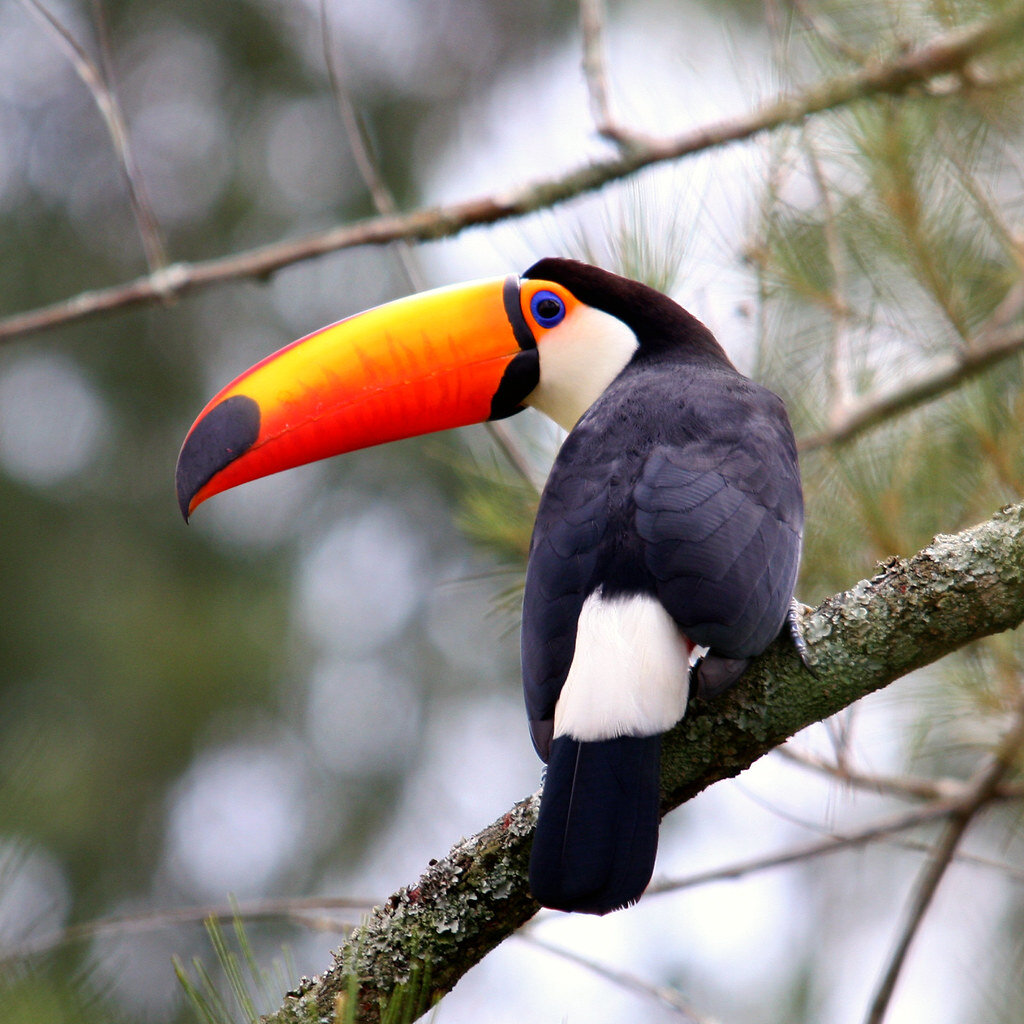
[264,501,1024,1024]
[797,313,1024,453]
[3,2,1023,344]
[863,696,1024,1024]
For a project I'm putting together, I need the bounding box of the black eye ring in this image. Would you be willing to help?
[530,290,566,328]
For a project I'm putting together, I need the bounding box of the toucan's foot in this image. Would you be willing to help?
[787,599,818,674]
[690,654,750,700]
[689,601,816,699]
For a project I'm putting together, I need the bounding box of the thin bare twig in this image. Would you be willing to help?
[879,106,974,349]
[318,0,423,293]
[804,134,855,409]
[4,3,1023,343]
[647,790,1024,899]
[578,0,649,148]
[798,313,1024,452]
[483,422,545,492]
[579,0,613,132]
[0,894,374,969]
[647,799,960,895]
[935,128,1024,273]
[775,743,1012,802]
[18,0,167,273]
[789,0,870,65]
[864,698,1024,1024]
[824,705,857,773]
[519,931,722,1024]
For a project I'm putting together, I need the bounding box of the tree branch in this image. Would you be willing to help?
[518,931,722,1023]
[578,0,650,148]
[863,694,1024,1024]
[647,792,1023,897]
[797,314,1024,453]
[18,0,167,273]
[776,742,1024,802]
[3,2,1023,344]
[318,0,423,293]
[263,501,1024,1024]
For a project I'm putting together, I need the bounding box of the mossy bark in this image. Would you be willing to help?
[264,502,1024,1024]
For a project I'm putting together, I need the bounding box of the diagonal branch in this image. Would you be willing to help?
[797,306,1024,453]
[18,0,167,273]
[3,2,1023,344]
[863,695,1024,1024]
[318,0,423,293]
[319,3,538,492]
[518,931,721,1023]
[578,0,651,149]
[647,793,1024,898]
[265,501,1024,1024]
[776,742,1024,802]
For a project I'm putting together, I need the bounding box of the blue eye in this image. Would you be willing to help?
[530,290,565,328]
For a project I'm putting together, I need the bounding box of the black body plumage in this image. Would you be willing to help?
[529,734,661,915]
[520,260,803,914]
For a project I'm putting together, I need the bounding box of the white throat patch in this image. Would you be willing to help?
[524,305,638,431]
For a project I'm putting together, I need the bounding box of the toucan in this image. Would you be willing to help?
[176,258,803,915]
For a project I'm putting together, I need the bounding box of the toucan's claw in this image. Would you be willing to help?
[788,599,818,675]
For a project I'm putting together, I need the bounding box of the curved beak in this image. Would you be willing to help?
[176,275,539,520]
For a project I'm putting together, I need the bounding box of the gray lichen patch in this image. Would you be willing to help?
[264,501,1024,1024]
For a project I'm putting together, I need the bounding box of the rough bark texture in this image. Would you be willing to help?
[264,502,1024,1024]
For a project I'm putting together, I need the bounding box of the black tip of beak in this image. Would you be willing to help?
[175,394,261,522]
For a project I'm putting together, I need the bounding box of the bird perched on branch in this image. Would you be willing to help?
[177,258,803,915]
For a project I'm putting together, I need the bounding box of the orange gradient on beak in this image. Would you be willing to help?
[176,276,538,519]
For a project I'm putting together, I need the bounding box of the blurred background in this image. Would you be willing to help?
[2,0,1024,1022]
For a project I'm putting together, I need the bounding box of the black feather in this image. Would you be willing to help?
[522,359,803,750]
[529,734,661,915]
[518,261,804,912]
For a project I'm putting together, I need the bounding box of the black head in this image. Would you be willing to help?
[523,258,736,370]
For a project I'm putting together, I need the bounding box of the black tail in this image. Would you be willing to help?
[529,734,661,915]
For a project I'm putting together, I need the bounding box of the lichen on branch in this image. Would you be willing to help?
[263,501,1024,1024]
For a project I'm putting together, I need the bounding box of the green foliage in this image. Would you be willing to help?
[174,916,296,1024]
[568,179,697,296]
[753,62,1024,596]
[174,916,437,1024]
[2,0,1024,1022]
[452,456,536,571]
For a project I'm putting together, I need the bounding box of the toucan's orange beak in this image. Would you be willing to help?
[176,275,542,520]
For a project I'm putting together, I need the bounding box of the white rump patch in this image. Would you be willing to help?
[553,590,692,742]
[525,305,638,430]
